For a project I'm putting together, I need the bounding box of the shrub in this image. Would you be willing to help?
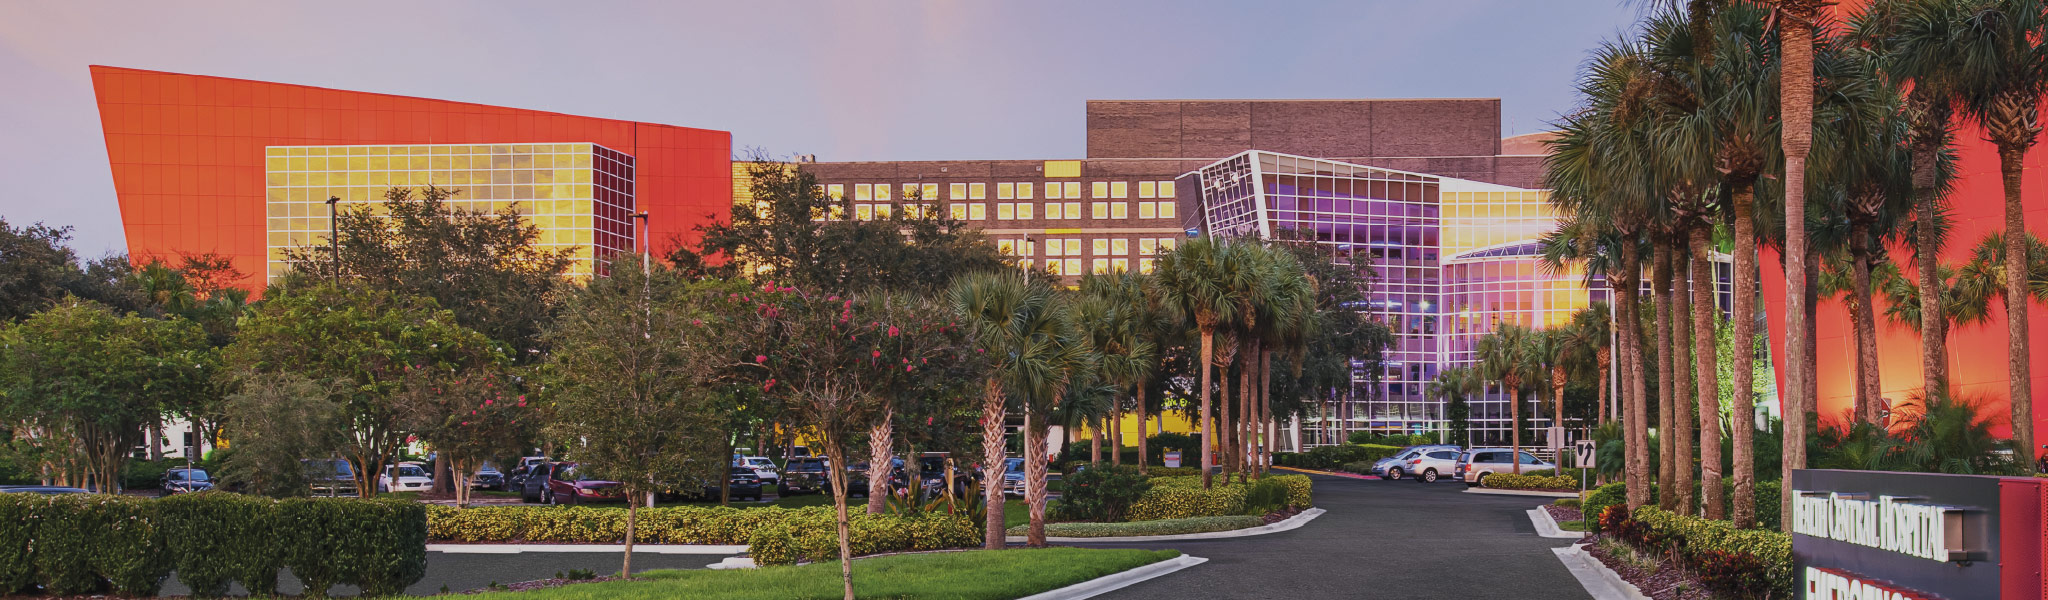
[1126,475,1311,521]
[744,508,977,566]
[1628,506,1793,598]
[159,492,283,598]
[0,494,31,594]
[121,459,178,491]
[1480,473,1576,491]
[1298,444,1403,470]
[279,497,426,597]
[1583,482,1627,528]
[1144,466,1202,477]
[1004,515,1263,537]
[1241,478,1289,515]
[1145,433,1199,464]
[26,494,172,596]
[1053,464,1151,522]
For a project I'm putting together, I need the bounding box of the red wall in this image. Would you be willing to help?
[89,65,730,290]
[1762,3,2046,449]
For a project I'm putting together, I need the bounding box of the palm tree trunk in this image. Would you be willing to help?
[1618,239,1650,510]
[1730,182,1760,529]
[1597,348,1611,425]
[1261,347,1273,475]
[1024,415,1050,548]
[1671,236,1695,517]
[1692,226,1725,520]
[1136,385,1149,475]
[1551,365,1566,451]
[1090,419,1102,464]
[1509,375,1523,475]
[1910,90,1952,398]
[867,404,893,514]
[1655,238,1676,510]
[978,381,1007,550]
[1849,218,1883,425]
[1780,9,1816,534]
[1238,339,1255,482]
[1110,401,1123,467]
[1999,145,2036,474]
[1199,330,1215,489]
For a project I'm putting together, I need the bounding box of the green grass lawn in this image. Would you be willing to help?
[466,547,1180,600]
[1558,519,1590,532]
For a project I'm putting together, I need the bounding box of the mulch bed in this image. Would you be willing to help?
[1259,506,1303,525]
[1584,534,1714,600]
[1543,504,1582,525]
[461,575,621,594]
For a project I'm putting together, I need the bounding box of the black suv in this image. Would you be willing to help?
[781,457,868,496]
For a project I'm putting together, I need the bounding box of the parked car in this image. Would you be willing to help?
[1371,445,1460,481]
[379,462,434,493]
[1455,448,1555,487]
[1001,457,1027,498]
[696,467,764,501]
[522,462,623,505]
[781,457,868,496]
[302,458,357,497]
[158,468,213,496]
[0,486,90,494]
[506,456,550,491]
[736,456,781,487]
[911,455,973,497]
[1391,447,1463,483]
[471,463,505,490]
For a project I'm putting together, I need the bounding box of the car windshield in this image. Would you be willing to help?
[730,467,754,477]
[558,464,594,481]
[394,465,426,478]
[745,458,774,468]
[170,470,209,482]
[788,460,825,472]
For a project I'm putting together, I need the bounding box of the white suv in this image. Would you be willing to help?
[1456,448,1555,487]
[737,456,781,487]
[1386,447,1463,483]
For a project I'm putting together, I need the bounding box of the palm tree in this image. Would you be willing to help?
[1477,323,1536,473]
[1562,304,1613,426]
[1526,329,1571,453]
[1078,272,1161,468]
[1156,237,1242,489]
[1428,368,1479,447]
[1954,0,2048,473]
[949,270,1074,550]
[1259,254,1316,475]
[1851,0,1985,399]
[1770,0,1830,526]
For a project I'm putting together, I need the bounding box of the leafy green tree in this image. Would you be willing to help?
[0,299,213,491]
[1155,237,1244,488]
[543,262,731,577]
[223,282,503,498]
[282,185,572,360]
[0,219,78,322]
[671,158,1009,294]
[217,374,344,497]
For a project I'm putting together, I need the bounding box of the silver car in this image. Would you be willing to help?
[1372,445,1460,481]
[1456,448,1556,486]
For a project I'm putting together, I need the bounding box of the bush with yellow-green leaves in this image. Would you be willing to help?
[424,504,978,565]
[1125,475,1312,521]
[1479,473,1576,491]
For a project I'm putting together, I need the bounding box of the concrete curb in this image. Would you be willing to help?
[706,556,756,570]
[1528,507,1586,539]
[1552,543,1650,600]
[1464,487,1580,498]
[426,543,747,555]
[1006,507,1325,543]
[1015,554,1208,600]
[1271,466,1377,480]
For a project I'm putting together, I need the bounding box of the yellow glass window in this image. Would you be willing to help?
[1018,183,1034,200]
[970,183,987,199]
[1139,181,1157,198]
[1064,239,1081,256]
[1065,202,1080,219]
[1046,260,1064,275]
[1046,240,1064,257]
[950,204,968,220]
[1064,182,1080,198]
[1111,182,1128,198]
[1112,258,1129,272]
[1139,239,1158,255]
[1091,202,1108,219]
[1016,203,1033,220]
[922,183,940,201]
[1091,259,1109,275]
[1111,239,1128,255]
[998,183,1015,200]
[1064,258,1081,274]
[875,184,891,201]
[1111,203,1129,219]
[1139,202,1158,219]
[997,240,1017,255]
[829,184,845,200]
[1159,202,1177,219]
[950,183,967,199]
[1140,258,1156,274]
[1159,181,1176,197]
[1092,239,1109,256]
[855,184,872,201]
[997,203,1015,220]
[1160,237,1177,251]
[969,204,986,220]
[1091,182,1108,198]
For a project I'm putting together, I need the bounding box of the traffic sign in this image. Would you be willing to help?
[1574,439,1597,469]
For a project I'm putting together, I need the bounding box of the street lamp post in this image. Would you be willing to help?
[633,212,651,276]
[325,196,341,283]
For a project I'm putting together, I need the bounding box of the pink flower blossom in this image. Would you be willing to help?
[764,378,776,391]
[756,355,768,363]
[905,365,914,372]
[887,326,899,337]
[872,350,881,358]
[484,399,493,406]
[461,421,470,426]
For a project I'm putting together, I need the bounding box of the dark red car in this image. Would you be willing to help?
[520,462,623,505]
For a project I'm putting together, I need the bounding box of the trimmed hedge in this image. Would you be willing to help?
[1004,515,1263,538]
[1143,466,1202,477]
[1126,475,1312,521]
[426,505,980,567]
[1480,473,1576,491]
[1584,479,1783,532]
[0,492,420,598]
[1290,444,1403,470]
[1622,506,1793,598]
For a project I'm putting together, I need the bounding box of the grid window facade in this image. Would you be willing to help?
[264,142,633,280]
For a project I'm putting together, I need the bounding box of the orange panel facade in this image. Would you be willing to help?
[1763,2,2045,451]
[89,65,730,290]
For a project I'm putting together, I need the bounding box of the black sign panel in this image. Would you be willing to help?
[1791,469,2003,599]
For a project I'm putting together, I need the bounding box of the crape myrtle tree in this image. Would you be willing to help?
[720,282,966,600]
[400,361,531,508]
[862,303,978,515]
[0,299,214,491]
[224,281,503,498]
[542,261,732,578]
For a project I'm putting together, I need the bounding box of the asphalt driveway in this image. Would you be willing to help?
[1069,471,1592,600]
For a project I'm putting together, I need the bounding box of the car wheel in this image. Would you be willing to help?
[1475,473,1489,487]
[542,488,556,505]
[1420,469,1438,483]
[777,483,788,496]
[1386,467,1403,481]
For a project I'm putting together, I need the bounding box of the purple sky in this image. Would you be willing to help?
[0,1,1637,257]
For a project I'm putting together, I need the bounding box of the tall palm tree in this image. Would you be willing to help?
[1527,329,1571,452]
[1078,272,1161,468]
[1955,0,2048,473]
[1428,367,1480,447]
[1477,323,1536,473]
[1851,0,1984,399]
[1156,237,1242,488]
[1771,0,1830,526]
[950,270,1070,550]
